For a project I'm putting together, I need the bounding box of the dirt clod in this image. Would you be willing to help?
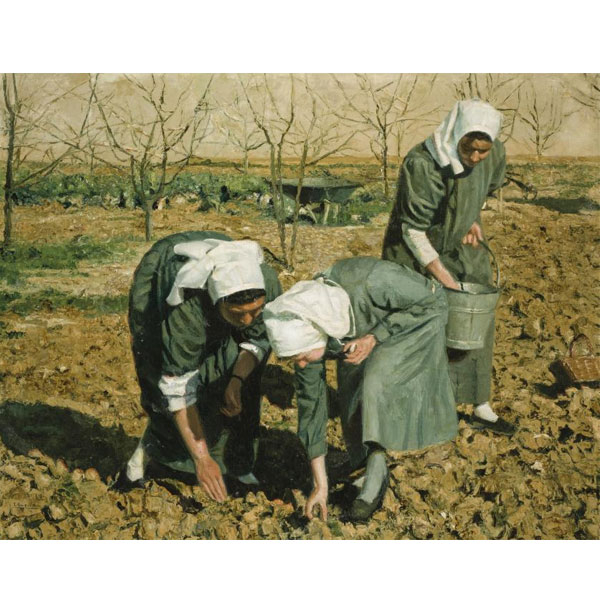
[1,184,598,539]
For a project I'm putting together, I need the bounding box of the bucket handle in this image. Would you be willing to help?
[478,240,501,288]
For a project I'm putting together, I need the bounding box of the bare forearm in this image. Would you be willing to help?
[173,404,210,462]
[425,258,460,290]
[174,401,227,502]
[305,454,329,520]
[310,454,328,489]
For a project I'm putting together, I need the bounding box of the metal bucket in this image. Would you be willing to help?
[445,242,501,350]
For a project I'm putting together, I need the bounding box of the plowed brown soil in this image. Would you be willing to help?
[0,189,598,540]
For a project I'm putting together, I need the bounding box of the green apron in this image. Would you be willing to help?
[382,140,506,405]
[129,231,281,476]
[294,257,458,468]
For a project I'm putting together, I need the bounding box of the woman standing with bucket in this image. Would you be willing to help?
[382,98,515,435]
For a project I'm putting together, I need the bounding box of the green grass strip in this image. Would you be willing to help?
[0,288,128,316]
[0,236,136,284]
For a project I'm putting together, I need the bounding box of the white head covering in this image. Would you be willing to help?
[263,278,354,357]
[425,98,503,175]
[166,239,265,306]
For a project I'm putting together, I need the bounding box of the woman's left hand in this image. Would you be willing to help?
[221,377,243,417]
[305,485,328,521]
[343,334,377,365]
[462,222,484,247]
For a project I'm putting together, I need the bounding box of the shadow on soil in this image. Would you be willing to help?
[262,363,341,418]
[0,400,351,506]
[534,381,563,399]
[0,401,138,480]
[147,426,350,517]
[261,364,295,409]
[254,428,350,500]
[511,196,599,214]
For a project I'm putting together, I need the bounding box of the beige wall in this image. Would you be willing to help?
[3,73,599,159]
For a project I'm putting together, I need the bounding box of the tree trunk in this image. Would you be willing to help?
[243,150,249,174]
[3,112,16,248]
[382,140,389,200]
[269,146,288,267]
[3,187,13,248]
[144,198,153,241]
[289,138,311,270]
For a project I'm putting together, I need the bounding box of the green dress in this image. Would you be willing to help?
[294,257,458,468]
[382,139,506,406]
[129,231,282,476]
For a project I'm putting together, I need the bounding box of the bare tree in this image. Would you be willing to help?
[519,80,572,158]
[287,76,356,267]
[391,77,440,160]
[452,73,524,142]
[332,74,439,199]
[240,74,296,267]
[91,73,213,241]
[1,74,92,247]
[215,92,266,173]
[567,73,600,117]
[241,74,355,269]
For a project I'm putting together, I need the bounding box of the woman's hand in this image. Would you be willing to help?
[173,405,227,502]
[306,455,328,520]
[343,334,377,365]
[305,485,328,521]
[221,377,243,417]
[462,222,484,247]
[425,257,461,290]
[195,454,228,502]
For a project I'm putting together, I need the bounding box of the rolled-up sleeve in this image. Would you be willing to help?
[155,295,208,413]
[239,341,266,363]
[158,370,200,412]
[402,224,440,267]
[239,319,271,363]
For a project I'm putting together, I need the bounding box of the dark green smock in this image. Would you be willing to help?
[294,257,458,467]
[129,231,282,476]
[382,140,506,406]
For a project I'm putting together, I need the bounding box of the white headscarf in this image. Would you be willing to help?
[263,278,354,357]
[166,239,265,306]
[425,98,503,175]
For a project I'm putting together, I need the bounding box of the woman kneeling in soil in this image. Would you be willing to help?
[263,257,458,522]
[117,231,281,501]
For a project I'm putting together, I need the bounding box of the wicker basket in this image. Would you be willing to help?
[550,334,600,386]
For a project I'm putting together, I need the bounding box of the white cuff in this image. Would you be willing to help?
[158,370,199,412]
[402,223,439,267]
[239,342,266,362]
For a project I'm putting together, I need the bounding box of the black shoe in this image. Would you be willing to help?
[346,470,389,523]
[471,415,516,436]
[110,469,146,492]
